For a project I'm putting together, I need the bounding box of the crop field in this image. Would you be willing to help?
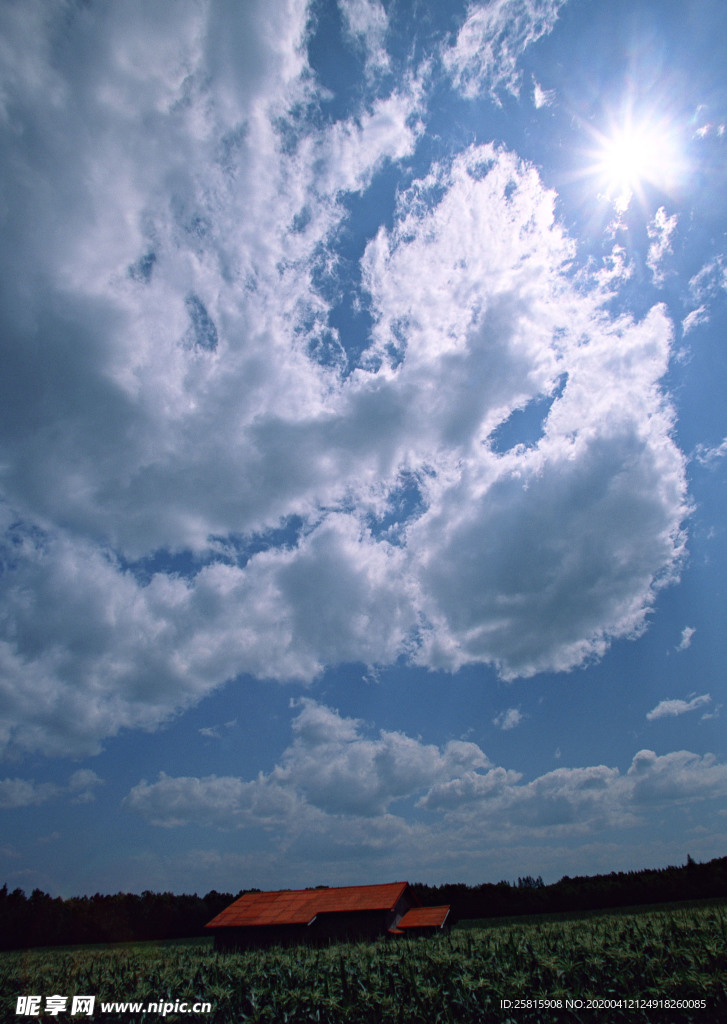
[2,902,726,1023]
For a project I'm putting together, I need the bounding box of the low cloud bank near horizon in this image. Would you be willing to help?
[121,699,727,879]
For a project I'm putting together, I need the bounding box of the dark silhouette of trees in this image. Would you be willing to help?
[412,855,727,923]
[0,886,239,951]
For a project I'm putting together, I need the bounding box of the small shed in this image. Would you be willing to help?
[390,905,451,936]
[205,881,450,949]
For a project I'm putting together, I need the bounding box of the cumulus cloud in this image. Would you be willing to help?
[494,708,523,730]
[0,779,60,811]
[626,749,727,803]
[67,770,105,804]
[362,148,687,677]
[125,699,491,825]
[419,748,727,837]
[676,626,696,651]
[123,771,303,829]
[125,702,727,855]
[0,770,102,810]
[276,698,492,816]
[0,1,690,757]
[646,694,711,721]
[417,766,524,812]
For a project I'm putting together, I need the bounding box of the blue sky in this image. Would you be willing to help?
[1,0,726,898]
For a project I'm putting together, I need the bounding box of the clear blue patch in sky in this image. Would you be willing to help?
[488,373,568,453]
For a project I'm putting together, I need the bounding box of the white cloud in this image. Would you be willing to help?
[361,147,687,678]
[494,708,523,730]
[0,3,691,757]
[443,0,566,101]
[273,698,491,816]
[646,694,711,721]
[0,514,420,756]
[532,77,555,109]
[694,438,727,467]
[693,106,727,141]
[199,719,237,739]
[688,254,727,309]
[123,771,304,829]
[0,778,60,810]
[419,748,727,837]
[125,703,727,861]
[0,770,102,809]
[125,699,491,824]
[646,207,678,287]
[681,305,709,335]
[626,749,727,804]
[338,0,390,74]
[676,625,696,651]
[417,766,524,812]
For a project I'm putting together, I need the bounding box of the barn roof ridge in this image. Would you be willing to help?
[231,880,411,898]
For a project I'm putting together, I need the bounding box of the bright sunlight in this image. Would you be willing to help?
[601,127,661,193]
[586,106,685,211]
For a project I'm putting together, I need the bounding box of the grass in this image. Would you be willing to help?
[456,894,727,930]
[2,901,725,1023]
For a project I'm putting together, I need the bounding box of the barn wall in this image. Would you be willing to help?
[308,909,389,943]
[212,923,307,951]
[389,890,419,929]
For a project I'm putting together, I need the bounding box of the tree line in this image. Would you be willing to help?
[412,854,727,922]
[0,888,238,951]
[1,854,725,951]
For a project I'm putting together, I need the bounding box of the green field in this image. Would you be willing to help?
[2,902,725,1023]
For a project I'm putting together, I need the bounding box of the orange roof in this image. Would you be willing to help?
[397,905,450,929]
[206,881,417,930]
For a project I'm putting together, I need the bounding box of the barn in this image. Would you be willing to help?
[205,881,450,949]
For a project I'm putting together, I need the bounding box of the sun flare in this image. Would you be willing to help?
[600,127,660,193]
[587,106,685,211]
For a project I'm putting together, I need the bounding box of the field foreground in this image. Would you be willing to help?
[2,903,725,1023]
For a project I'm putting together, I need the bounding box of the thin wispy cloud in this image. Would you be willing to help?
[533,77,555,109]
[646,207,678,286]
[681,305,709,335]
[694,439,727,467]
[646,695,711,721]
[198,720,237,740]
[443,0,566,101]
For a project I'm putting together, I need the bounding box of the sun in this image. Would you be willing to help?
[599,127,659,194]
[585,105,685,211]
